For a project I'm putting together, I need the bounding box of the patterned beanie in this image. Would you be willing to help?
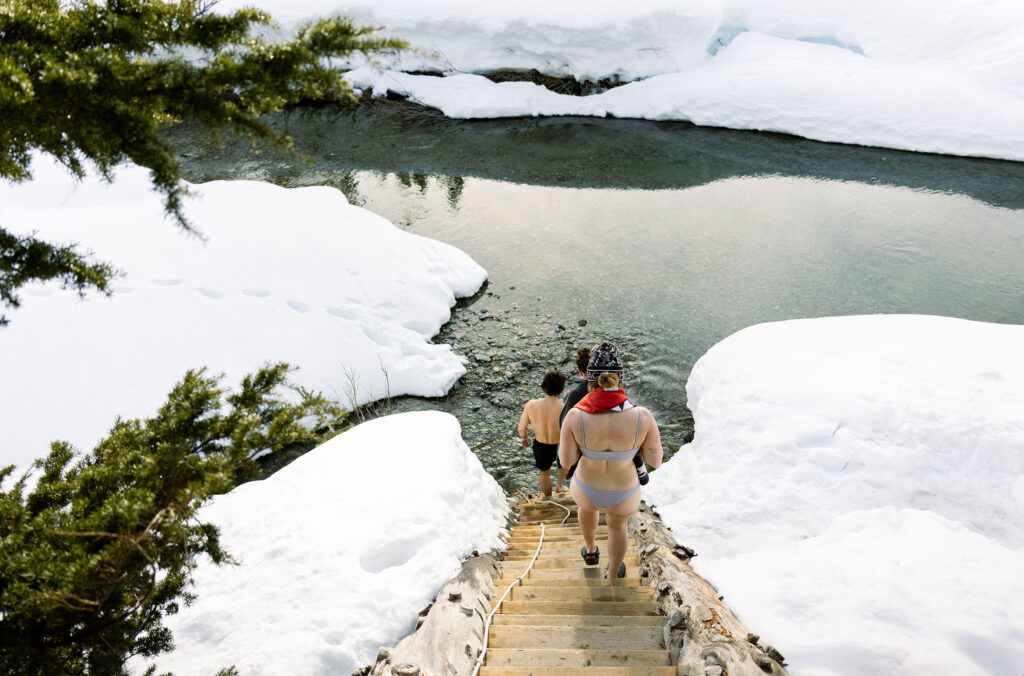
[586,342,624,381]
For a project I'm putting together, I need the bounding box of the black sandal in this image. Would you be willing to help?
[580,545,599,565]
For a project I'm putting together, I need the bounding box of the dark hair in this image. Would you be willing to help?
[541,371,566,396]
[575,347,591,374]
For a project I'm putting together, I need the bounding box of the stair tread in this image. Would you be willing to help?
[499,600,659,616]
[492,614,664,626]
[481,666,676,675]
[488,625,663,649]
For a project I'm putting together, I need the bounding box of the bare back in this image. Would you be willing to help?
[520,396,563,444]
[559,407,663,490]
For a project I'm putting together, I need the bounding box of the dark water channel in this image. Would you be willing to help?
[166,103,1024,492]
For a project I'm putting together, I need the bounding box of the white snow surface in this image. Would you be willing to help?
[213,0,1024,161]
[644,315,1024,676]
[132,411,509,676]
[0,159,485,472]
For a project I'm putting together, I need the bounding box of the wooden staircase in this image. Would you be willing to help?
[481,494,676,676]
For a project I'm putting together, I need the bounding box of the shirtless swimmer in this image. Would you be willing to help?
[517,371,567,496]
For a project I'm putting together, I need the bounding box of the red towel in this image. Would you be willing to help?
[574,387,634,414]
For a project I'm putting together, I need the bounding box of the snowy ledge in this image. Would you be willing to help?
[645,314,1024,675]
[216,0,1024,161]
[0,159,487,473]
[132,411,510,675]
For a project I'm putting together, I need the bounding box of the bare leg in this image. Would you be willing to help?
[555,467,568,492]
[604,489,641,579]
[538,469,552,497]
[570,479,599,555]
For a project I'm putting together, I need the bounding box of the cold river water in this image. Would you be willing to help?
[166,102,1024,492]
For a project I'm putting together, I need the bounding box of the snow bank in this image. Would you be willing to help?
[132,411,509,675]
[0,159,486,473]
[645,315,1024,675]
[215,0,1024,161]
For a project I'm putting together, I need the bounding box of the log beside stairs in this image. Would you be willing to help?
[366,493,788,676]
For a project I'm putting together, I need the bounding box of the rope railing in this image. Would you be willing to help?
[469,499,572,676]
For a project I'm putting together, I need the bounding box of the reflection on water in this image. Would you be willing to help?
[166,105,1024,487]
[353,171,1024,371]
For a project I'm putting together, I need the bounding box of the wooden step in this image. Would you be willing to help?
[481,667,676,675]
[504,547,636,559]
[481,647,667,667]
[516,519,607,527]
[484,649,671,667]
[487,625,664,650]
[507,586,655,602]
[493,579,642,600]
[498,600,659,616]
[504,545,635,558]
[509,525,608,535]
[510,529,622,538]
[508,537,612,547]
[502,567,640,581]
[501,554,638,566]
[491,614,663,627]
[507,537,635,549]
[496,577,641,589]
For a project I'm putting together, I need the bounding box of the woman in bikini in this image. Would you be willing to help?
[558,342,664,579]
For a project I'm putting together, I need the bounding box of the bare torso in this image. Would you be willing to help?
[559,407,663,490]
[520,396,564,444]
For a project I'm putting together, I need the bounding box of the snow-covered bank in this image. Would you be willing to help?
[216,0,1024,161]
[131,411,509,675]
[0,159,486,473]
[645,315,1024,676]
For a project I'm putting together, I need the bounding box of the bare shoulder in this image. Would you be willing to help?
[524,397,544,411]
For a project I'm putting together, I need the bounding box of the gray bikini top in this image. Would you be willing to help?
[578,408,643,460]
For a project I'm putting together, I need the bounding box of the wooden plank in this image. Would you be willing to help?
[499,600,659,616]
[509,534,633,544]
[508,586,655,602]
[504,567,633,581]
[484,649,671,667]
[480,667,677,676]
[516,517,607,526]
[494,577,641,589]
[509,529,609,539]
[491,614,664,627]
[501,554,638,566]
[504,545,634,558]
[511,525,608,533]
[482,667,676,676]
[487,625,664,650]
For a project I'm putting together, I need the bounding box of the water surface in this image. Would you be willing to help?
[167,105,1024,490]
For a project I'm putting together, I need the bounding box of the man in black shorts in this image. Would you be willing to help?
[517,371,566,496]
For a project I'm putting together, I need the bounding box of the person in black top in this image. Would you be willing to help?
[560,347,591,427]
[557,347,592,487]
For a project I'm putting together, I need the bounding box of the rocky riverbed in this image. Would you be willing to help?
[380,283,684,493]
